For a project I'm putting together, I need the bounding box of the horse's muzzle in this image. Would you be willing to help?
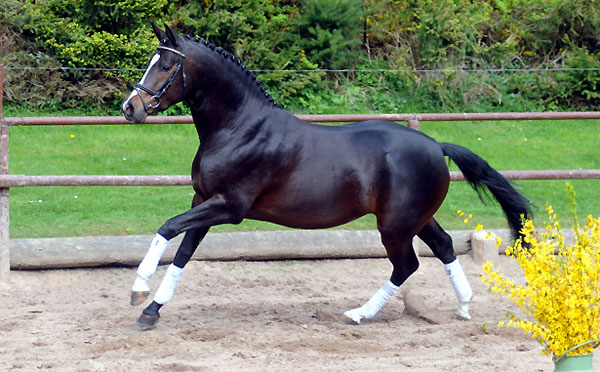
[122,96,147,123]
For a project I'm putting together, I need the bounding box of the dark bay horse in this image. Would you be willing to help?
[122,24,531,329]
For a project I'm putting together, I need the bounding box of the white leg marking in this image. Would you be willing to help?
[132,233,169,292]
[344,280,400,324]
[153,264,184,305]
[132,275,151,293]
[444,258,473,320]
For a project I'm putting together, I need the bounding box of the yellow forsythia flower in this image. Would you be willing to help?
[482,203,600,358]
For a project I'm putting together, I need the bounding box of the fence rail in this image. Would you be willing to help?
[0,62,600,277]
[6,111,600,127]
[1,170,600,189]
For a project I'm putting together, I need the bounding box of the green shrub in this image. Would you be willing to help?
[292,0,368,69]
[554,46,600,107]
[1,0,599,112]
[175,0,326,107]
[31,0,170,73]
[1,0,172,110]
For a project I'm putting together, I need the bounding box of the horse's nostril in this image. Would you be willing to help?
[123,102,134,117]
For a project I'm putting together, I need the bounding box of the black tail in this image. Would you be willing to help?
[440,142,532,239]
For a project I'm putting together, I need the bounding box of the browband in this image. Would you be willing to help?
[157,46,186,58]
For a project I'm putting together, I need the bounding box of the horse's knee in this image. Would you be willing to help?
[158,218,178,240]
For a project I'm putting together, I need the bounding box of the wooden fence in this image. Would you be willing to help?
[1,63,599,276]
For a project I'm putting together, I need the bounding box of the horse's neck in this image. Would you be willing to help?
[190,101,282,144]
[184,53,286,142]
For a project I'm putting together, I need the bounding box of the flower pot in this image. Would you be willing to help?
[553,340,600,372]
[553,353,594,372]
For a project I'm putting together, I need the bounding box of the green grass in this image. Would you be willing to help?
[6,115,600,238]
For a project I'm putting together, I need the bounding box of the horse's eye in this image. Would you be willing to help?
[160,64,171,72]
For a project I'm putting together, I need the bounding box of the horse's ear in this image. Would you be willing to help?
[151,22,164,40]
[164,23,179,47]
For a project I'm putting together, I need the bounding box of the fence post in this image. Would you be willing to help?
[407,119,420,131]
[0,64,9,278]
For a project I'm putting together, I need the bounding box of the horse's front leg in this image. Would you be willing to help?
[134,227,209,329]
[131,194,248,329]
[131,194,207,306]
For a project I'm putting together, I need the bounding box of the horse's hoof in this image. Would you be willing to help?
[342,315,360,326]
[137,312,159,330]
[131,291,150,306]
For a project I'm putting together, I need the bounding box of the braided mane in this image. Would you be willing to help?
[184,35,280,108]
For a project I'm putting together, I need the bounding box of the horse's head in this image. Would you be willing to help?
[122,23,187,123]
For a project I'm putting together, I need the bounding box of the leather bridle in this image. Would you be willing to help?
[134,41,187,112]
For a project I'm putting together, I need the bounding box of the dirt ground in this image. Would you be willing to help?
[1,254,598,372]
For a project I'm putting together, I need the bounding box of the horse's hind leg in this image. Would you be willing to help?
[344,230,418,324]
[417,218,473,320]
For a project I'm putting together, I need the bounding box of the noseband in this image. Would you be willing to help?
[134,41,187,112]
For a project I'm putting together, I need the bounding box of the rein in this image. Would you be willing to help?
[134,41,187,112]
